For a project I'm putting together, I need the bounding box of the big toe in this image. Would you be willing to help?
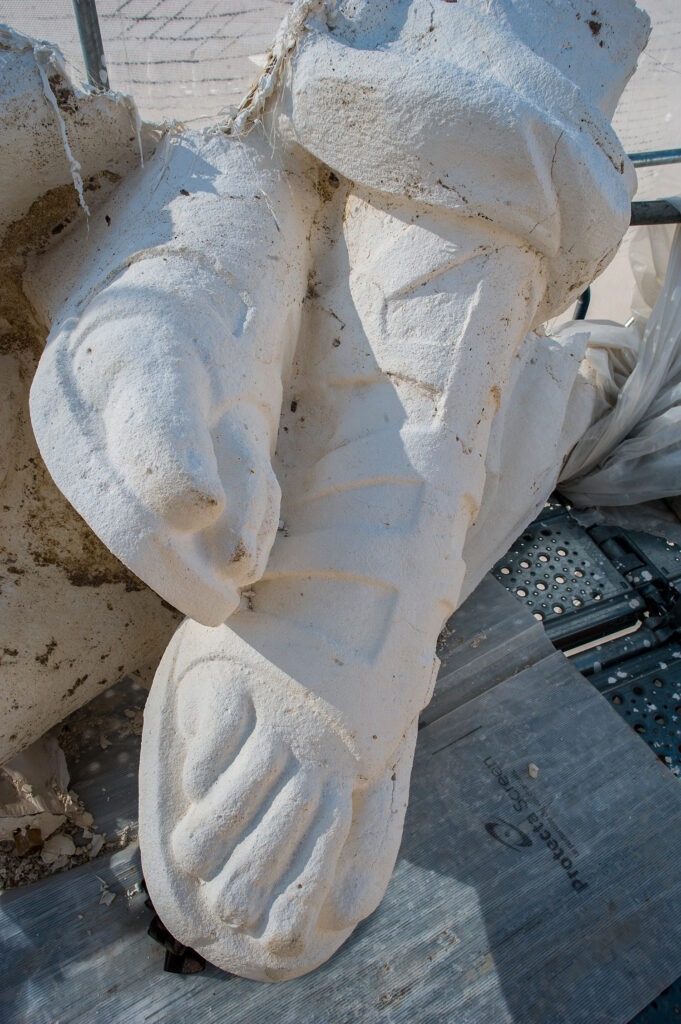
[105,395,226,531]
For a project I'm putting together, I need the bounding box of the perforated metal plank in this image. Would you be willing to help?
[622,531,681,587]
[569,622,662,678]
[590,644,681,775]
[582,527,681,641]
[492,515,644,648]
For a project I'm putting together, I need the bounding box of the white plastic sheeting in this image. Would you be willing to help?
[560,207,681,507]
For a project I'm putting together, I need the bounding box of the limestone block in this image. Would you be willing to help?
[276,0,650,320]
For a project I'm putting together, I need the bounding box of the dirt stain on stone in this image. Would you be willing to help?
[35,638,58,666]
[64,674,89,699]
[1,184,148,595]
[230,541,247,564]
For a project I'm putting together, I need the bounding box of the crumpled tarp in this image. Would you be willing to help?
[559,199,681,508]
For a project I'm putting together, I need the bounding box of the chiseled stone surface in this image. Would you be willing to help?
[3,0,649,982]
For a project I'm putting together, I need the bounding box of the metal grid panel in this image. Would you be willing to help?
[492,514,643,646]
[594,646,681,775]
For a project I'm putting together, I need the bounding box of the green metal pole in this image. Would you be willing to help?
[72,0,109,91]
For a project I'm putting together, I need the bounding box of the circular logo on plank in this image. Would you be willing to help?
[485,819,533,851]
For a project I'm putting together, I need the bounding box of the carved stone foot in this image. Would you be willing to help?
[140,622,416,980]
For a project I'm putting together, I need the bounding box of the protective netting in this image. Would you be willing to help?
[0,0,679,144]
[0,1,291,124]
[559,214,681,507]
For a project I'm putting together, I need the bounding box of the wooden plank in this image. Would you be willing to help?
[425,576,554,725]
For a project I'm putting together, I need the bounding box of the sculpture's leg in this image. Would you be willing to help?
[30,130,317,625]
[140,191,575,980]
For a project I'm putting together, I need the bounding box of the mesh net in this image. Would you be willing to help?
[0,1,291,124]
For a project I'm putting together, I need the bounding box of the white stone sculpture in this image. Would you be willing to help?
[3,0,650,983]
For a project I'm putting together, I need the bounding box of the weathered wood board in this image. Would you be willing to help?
[2,577,681,1024]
